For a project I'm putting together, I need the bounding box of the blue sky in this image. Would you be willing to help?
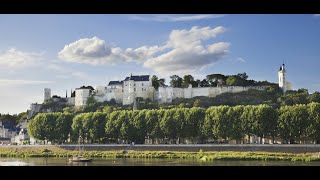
[0,14,320,114]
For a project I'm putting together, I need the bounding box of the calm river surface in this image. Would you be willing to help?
[1,157,320,166]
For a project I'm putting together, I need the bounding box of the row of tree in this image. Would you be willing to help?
[151,72,278,89]
[27,103,320,144]
[0,112,28,125]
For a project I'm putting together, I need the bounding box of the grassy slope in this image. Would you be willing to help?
[0,146,319,161]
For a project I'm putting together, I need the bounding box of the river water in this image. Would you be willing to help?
[0,157,320,166]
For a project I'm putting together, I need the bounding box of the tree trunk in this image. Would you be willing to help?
[272,136,275,144]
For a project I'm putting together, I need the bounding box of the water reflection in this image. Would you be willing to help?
[0,157,320,166]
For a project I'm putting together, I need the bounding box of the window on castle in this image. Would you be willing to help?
[134,88,136,91]
[134,83,136,86]
[142,88,144,91]
[142,83,144,86]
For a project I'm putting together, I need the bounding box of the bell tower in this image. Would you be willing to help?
[278,64,286,92]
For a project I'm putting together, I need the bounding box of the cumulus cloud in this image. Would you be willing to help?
[0,48,43,68]
[144,26,229,74]
[129,14,225,22]
[58,26,230,74]
[58,36,162,65]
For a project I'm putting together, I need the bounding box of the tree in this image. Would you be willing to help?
[226,76,245,86]
[82,112,94,143]
[206,74,227,87]
[184,107,205,143]
[159,78,166,87]
[230,106,245,143]
[118,111,134,142]
[105,111,121,142]
[85,96,98,112]
[91,112,108,143]
[16,112,28,124]
[132,110,147,143]
[193,99,201,107]
[102,106,114,114]
[199,79,209,87]
[251,105,278,144]
[278,104,309,144]
[241,106,255,143]
[145,110,163,142]
[182,75,195,88]
[236,72,248,80]
[160,109,178,141]
[27,113,59,144]
[151,75,160,90]
[71,113,86,143]
[203,107,216,141]
[307,102,320,143]
[212,106,233,141]
[173,108,186,143]
[0,113,18,125]
[308,91,320,103]
[55,113,74,143]
[170,75,183,88]
[277,89,309,106]
[27,113,48,141]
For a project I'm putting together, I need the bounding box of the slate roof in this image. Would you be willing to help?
[124,75,149,81]
[0,121,17,131]
[108,81,123,86]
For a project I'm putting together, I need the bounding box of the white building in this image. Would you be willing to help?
[122,75,154,105]
[278,63,286,92]
[74,86,94,106]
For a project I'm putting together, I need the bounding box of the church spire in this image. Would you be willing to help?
[66,89,67,98]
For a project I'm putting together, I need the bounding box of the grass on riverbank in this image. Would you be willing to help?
[0,146,319,162]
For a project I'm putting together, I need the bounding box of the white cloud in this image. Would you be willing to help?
[0,79,53,86]
[58,26,230,75]
[129,14,225,22]
[144,26,230,74]
[58,36,163,65]
[0,48,43,68]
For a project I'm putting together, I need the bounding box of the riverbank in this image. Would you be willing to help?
[0,145,320,161]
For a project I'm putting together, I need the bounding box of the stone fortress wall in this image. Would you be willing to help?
[158,84,267,103]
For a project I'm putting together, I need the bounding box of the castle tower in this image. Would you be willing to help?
[278,64,286,92]
[44,88,51,102]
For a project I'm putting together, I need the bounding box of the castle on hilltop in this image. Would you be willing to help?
[27,64,287,119]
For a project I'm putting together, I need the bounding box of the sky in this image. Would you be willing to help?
[0,14,320,114]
